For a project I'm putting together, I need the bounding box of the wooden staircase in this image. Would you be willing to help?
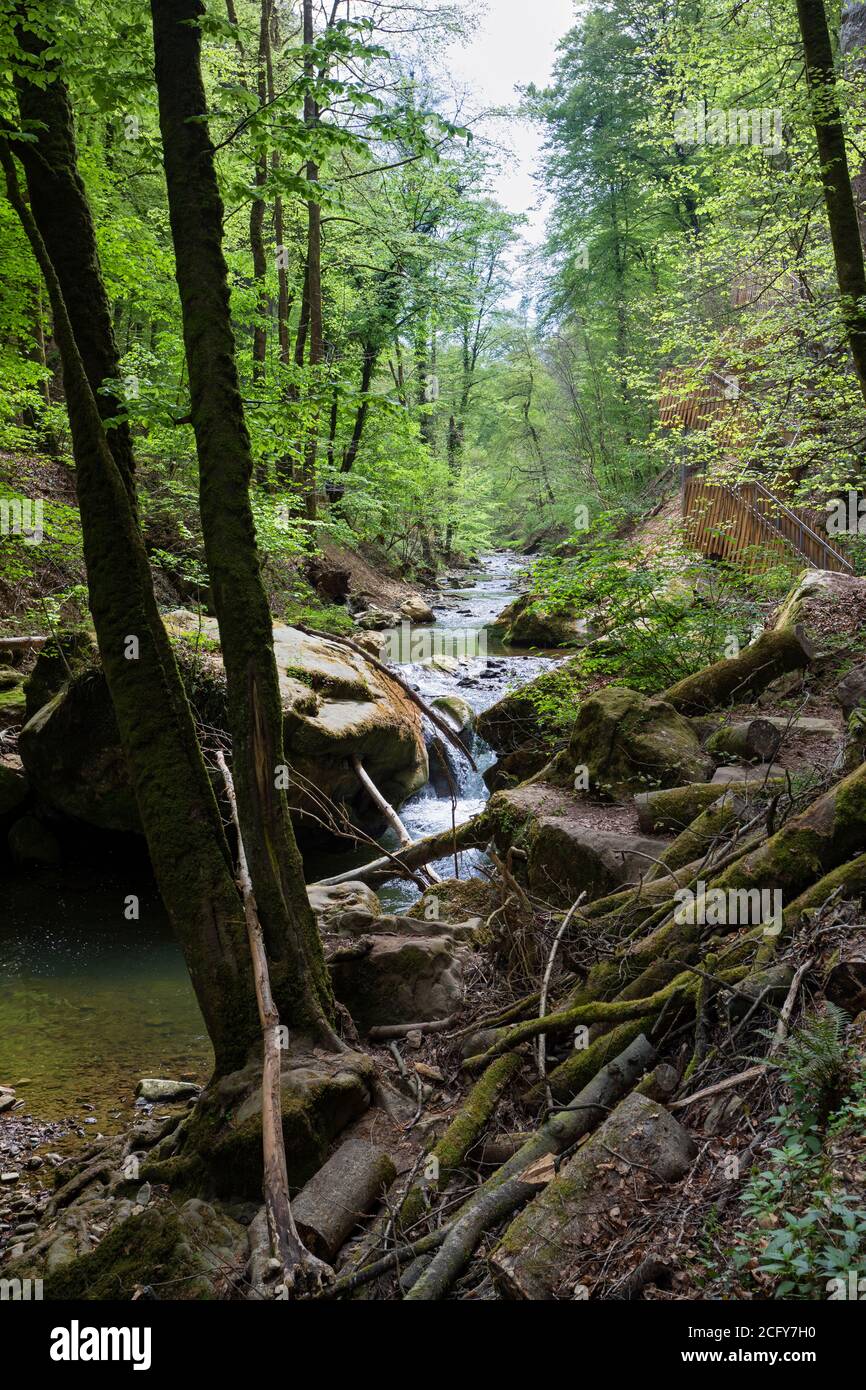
[681,468,854,574]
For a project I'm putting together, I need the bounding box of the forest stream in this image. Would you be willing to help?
[0,553,556,1134]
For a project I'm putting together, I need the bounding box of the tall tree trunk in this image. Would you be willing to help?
[12,10,137,510]
[1,141,259,1076]
[250,0,270,382]
[341,342,377,474]
[796,0,866,404]
[150,0,336,1042]
[841,1,866,246]
[301,0,323,521]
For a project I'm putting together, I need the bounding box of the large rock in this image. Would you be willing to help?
[495,594,591,648]
[329,934,464,1030]
[527,822,673,906]
[19,673,140,833]
[837,663,866,721]
[490,1094,696,1299]
[308,880,382,929]
[477,658,584,753]
[566,687,714,798]
[175,1048,376,1200]
[18,619,429,839]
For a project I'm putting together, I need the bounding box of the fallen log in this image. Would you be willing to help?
[489,1093,696,1299]
[397,1053,521,1232]
[311,813,490,888]
[705,718,783,763]
[663,626,815,715]
[634,783,732,834]
[351,753,441,884]
[403,1033,657,1301]
[292,1137,395,1262]
[0,634,47,653]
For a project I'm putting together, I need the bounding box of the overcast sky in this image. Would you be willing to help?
[444,0,577,244]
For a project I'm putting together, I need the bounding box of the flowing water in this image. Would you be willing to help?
[0,553,555,1127]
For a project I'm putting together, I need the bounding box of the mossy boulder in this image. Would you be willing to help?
[0,681,26,728]
[160,1049,375,1201]
[476,657,584,753]
[431,694,476,741]
[170,613,429,832]
[483,743,550,792]
[17,619,429,842]
[42,1200,246,1301]
[527,822,673,906]
[18,671,140,834]
[494,593,590,648]
[566,686,713,799]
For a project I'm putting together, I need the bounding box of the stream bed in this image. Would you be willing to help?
[0,553,556,1129]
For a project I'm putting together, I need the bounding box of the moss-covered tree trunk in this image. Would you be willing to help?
[12,7,137,510]
[1,142,259,1076]
[795,0,866,404]
[150,0,336,1042]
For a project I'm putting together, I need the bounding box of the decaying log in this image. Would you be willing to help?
[635,783,731,834]
[0,634,47,653]
[705,718,783,763]
[398,1053,521,1232]
[663,625,815,714]
[489,1093,696,1300]
[292,1137,396,1261]
[217,753,331,1296]
[403,1033,656,1301]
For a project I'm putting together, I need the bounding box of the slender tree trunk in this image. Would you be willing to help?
[150,0,336,1041]
[301,0,323,521]
[1,142,260,1075]
[250,0,270,382]
[796,0,866,403]
[12,10,137,509]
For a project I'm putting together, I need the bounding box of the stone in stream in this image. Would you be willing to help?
[400,595,436,623]
[490,1094,696,1300]
[135,1078,200,1103]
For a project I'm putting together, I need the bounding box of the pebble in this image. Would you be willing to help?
[1,1173,21,1183]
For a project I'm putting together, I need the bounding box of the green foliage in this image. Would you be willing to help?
[527,513,767,693]
[732,1011,866,1299]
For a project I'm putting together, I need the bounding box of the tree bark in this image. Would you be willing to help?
[12,9,137,509]
[796,0,866,403]
[150,0,336,1042]
[663,625,814,713]
[1,141,259,1075]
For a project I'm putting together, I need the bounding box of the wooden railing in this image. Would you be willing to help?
[682,469,854,574]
